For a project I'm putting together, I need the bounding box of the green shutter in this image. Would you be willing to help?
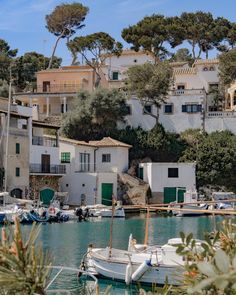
[40,188,54,205]
[15,167,20,177]
[16,143,20,154]
[61,152,70,163]
[112,72,119,80]
[139,167,144,180]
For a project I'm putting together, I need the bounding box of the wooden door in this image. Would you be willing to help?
[41,154,50,173]
[101,183,113,206]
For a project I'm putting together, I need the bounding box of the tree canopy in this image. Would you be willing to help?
[61,88,128,141]
[14,52,62,91]
[122,15,182,61]
[126,61,173,122]
[45,2,89,68]
[219,48,236,86]
[180,130,236,191]
[0,39,18,82]
[68,32,123,87]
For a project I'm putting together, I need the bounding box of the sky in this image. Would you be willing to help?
[1,0,236,65]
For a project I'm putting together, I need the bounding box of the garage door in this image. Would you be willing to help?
[164,187,186,204]
[40,188,54,205]
[101,183,113,206]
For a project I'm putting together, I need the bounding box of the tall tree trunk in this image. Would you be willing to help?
[192,42,196,60]
[94,72,101,88]
[206,50,209,59]
[142,101,159,123]
[48,35,63,69]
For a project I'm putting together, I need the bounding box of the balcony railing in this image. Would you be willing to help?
[35,84,81,93]
[169,89,206,96]
[32,136,58,147]
[206,111,236,118]
[30,164,66,174]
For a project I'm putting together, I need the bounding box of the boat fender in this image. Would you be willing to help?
[131,259,152,281]
[49,207,56,215]
[125,262,132,285]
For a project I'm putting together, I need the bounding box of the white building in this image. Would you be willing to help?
[59,137,131,205]
[139,162,196,204]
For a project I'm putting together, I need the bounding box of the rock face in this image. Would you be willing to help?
[118,173,149,205]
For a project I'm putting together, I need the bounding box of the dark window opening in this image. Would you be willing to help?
[164,104,173,114]
[102,154,111,163]
[16,143,20,154]
[15,167,20,177]
[168,168,178,178]
[143,105,152,114]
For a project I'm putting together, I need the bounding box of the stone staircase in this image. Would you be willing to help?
[118,173,150,205]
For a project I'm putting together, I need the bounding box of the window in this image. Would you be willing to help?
[164,104,173,114]
[61,152,71,163]
[182,104,202,113]
[125,104,132,115]
[203,67,209,71]
[209,66,215,71]
[15,167,20,177]
[168,168,178,178]
[16,143,20,154]
[112,72,119,80]
[143,105,152,114]
[61,104,68,113]
[177,85,185,90]
[102,154,111,163]
[80,153,90,172]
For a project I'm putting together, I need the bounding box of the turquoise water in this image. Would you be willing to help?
[17,214,236,293]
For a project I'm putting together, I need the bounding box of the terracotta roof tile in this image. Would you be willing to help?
[89,137,132,148]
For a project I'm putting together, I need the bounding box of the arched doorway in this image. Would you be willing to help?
[11,188,23,199]
[40,188,55,205]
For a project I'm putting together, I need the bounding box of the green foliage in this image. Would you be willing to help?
[180,130,236,191]
[68,32,123,86]
[170,48,193,65]
[122,15,183,60]
[0,39,17,82]
[126,62,173,121]
[174,221,236,294]
[0,218,52,295]
[45,2,89,68]
[219,48,236,86]
[61,88,128,141]
[0,79,9,97]
[14,52,62,90]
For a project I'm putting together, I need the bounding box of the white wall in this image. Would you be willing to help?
[140,162,196,193]
[96,146,129,173]
[30,146,60,165]
[60,172,97,205]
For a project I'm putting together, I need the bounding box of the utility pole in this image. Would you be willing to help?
[4,66,12,192]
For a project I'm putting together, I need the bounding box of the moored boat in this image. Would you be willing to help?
[82,238,196,286]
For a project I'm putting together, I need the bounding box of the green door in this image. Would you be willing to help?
[177,188,186,203]
[40,188,54,205]
[139,167,144,180]
[101,183,113,206]
[164,187,186,204]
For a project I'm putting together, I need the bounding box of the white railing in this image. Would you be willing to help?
[206,111,236,118]
[170,89,206,96]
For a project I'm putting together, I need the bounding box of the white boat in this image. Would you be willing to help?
[85,204,125,218]
[83,238,196,286]
[169,190,208,217]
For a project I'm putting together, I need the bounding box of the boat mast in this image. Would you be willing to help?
[4,66,12,192]
[144,206,150,246]
[108,196,115,258]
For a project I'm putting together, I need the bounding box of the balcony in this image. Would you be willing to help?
[32,136,58,147]
[30,164,66,174]
[206,111,236,118]
[35,84,81,94]
[169,89,206,96]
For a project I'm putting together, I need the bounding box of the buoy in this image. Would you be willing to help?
[131,260,152,281]
[125,262,132,285]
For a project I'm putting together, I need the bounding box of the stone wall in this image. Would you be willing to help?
[29,175,60,200]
